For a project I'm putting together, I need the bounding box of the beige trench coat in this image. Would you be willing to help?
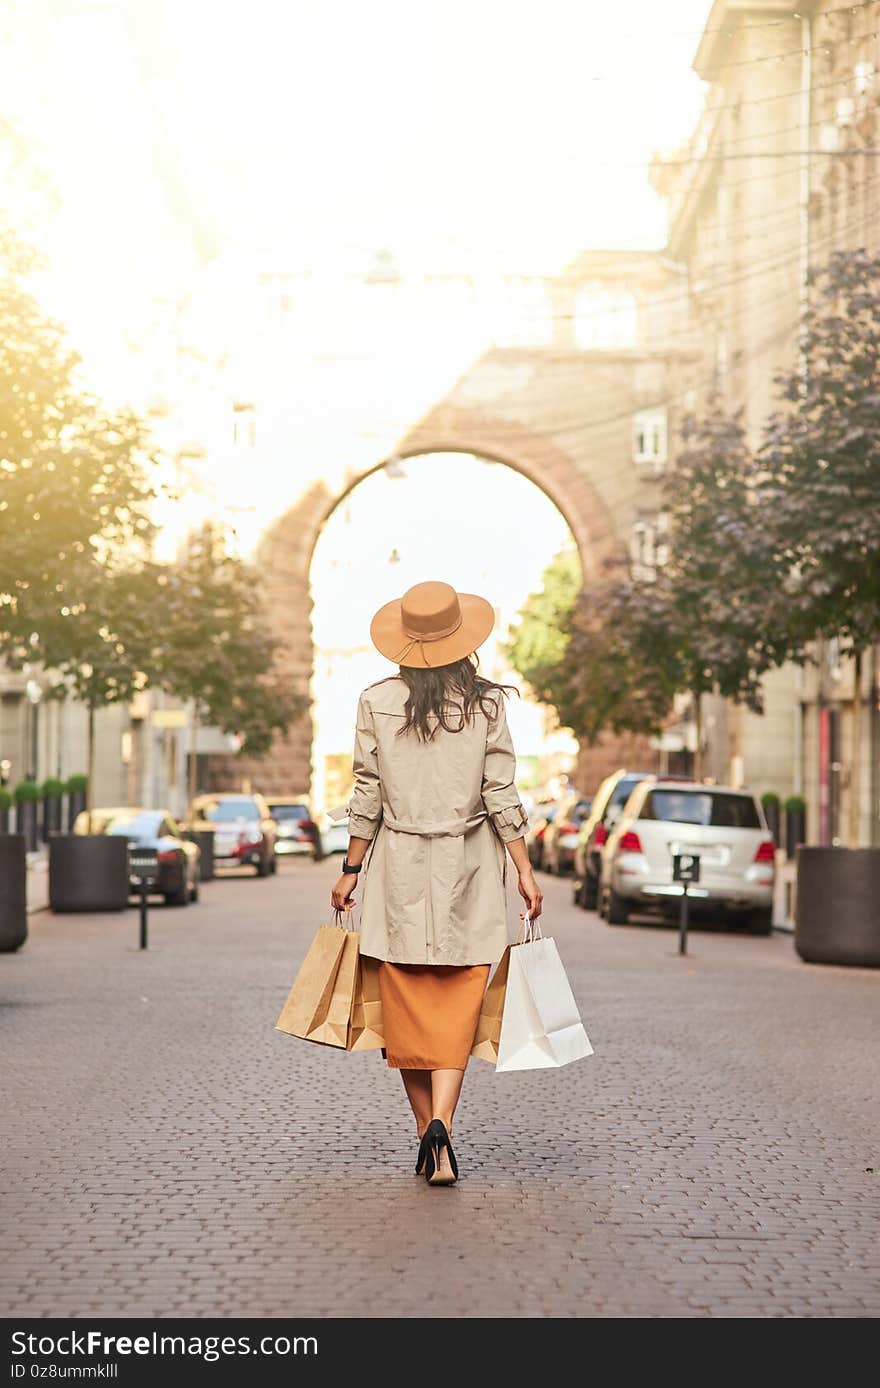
[346,676,528,966]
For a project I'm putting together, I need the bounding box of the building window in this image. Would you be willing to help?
[232,402,256,450]
[633,407,667,465]
[630,512,669,581]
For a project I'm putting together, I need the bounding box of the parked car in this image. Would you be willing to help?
[318,813,349,856]
[525,802,558,870]
[541,793,592,875]
[73,806,200,906]
[599,781,776,933]
[267,796,322,859]
[573,770,654,909]
[187,793,277,876]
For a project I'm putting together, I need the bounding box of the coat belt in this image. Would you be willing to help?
[381,810,488,838]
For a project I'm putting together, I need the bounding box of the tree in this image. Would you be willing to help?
[504,547,581,707]
[149,526,304,801]
[641,406,779,773]
[758,248,880,843]
[556,576,680,744]
[37,562,159,827]
[507,408,777,773]
[0,222,157,662]
[506,547,679,747]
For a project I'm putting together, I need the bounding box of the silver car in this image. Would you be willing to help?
[600,781,776,934]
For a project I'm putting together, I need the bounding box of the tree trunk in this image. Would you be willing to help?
[188,702,200,809]
[849,648,864,847]
[693,691,703,782]
[86,703,95,834]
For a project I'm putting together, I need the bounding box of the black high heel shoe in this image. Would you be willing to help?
[415,1130,431,1176]
[423,1119,458,1186]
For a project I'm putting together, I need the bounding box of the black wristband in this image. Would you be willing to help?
[342,857,362,875]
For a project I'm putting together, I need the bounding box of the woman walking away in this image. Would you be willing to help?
[331,580,542,1186]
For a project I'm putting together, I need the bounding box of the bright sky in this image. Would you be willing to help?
[4,0,709,315]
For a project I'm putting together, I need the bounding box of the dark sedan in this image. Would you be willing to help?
[73,807,201,907]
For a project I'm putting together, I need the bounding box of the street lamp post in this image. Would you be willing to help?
[25,678,42,782]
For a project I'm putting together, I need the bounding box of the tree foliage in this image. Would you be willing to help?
[149,525,304,756]
[0,222,157,667]
[506,407,777,743]
[758,248,880,656]
[503,548,581,710]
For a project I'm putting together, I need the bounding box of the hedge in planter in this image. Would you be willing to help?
[0,786,11,835]
[761,791,781,844]
[40,777,64,841]
[13,780,40,852]
[784,795,806,861]
[64,774,88,831]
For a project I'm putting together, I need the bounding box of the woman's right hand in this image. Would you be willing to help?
[517,866,543,921]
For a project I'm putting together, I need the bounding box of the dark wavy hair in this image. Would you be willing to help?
[397,656,516,741]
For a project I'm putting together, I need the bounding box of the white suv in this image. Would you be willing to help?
[600,781,776,934]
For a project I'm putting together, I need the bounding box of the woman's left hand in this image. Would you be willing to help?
[331,873,359,912]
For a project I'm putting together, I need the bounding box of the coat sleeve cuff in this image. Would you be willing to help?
[347,811,381,841]
[491,803,529,842]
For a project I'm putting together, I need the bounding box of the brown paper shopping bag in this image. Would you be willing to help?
[470,946,511,1063]
[348,953,385,1052]
[275,919,359,1049]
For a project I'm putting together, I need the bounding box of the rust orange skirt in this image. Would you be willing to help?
[377,962,490,1070]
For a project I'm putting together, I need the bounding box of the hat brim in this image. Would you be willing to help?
[370,593,496,669]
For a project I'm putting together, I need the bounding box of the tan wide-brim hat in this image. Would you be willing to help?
[370,580,496,669]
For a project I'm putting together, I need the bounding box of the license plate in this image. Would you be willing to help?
[673,841,730,867]
[215,835,237,855]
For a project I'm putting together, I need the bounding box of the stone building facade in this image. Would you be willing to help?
[655,0,880,845]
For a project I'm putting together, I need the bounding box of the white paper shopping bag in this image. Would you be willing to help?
[495,918,593,1072]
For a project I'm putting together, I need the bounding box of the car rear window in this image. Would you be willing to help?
[607,777,643,817]
[270,804,309,820]
[202,800,260,823]
[642,790,760,829]
[106,812,163,837]
[572,799,592,823]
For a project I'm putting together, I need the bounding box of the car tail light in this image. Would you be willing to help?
[618,830,643,854]
[754,840,776,863]
[593,824,608,847]
[558,821,577,835]
[157,848,178,863]
[536,826,547,840]
[301,819,318,833]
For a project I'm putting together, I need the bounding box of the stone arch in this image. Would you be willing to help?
[217,405,621,795]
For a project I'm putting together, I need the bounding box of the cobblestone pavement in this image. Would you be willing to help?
[2,856,877,1319]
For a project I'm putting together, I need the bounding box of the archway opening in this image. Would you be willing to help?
[308,451,582,813]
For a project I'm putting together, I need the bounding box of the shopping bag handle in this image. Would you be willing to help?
[518,913,544,944]
[332,903,358,929]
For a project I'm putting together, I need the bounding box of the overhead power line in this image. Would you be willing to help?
[579,25,880,81]
[569,2,878,44]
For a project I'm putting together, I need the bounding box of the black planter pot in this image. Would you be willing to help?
[0,834,27,951]
[786,809,806,861]
[183,828,215,881]
[795,847,880,968]
[66,792,86,832]
[41,795,62,843]
[49,835,129,913]
[17,800,38,853]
